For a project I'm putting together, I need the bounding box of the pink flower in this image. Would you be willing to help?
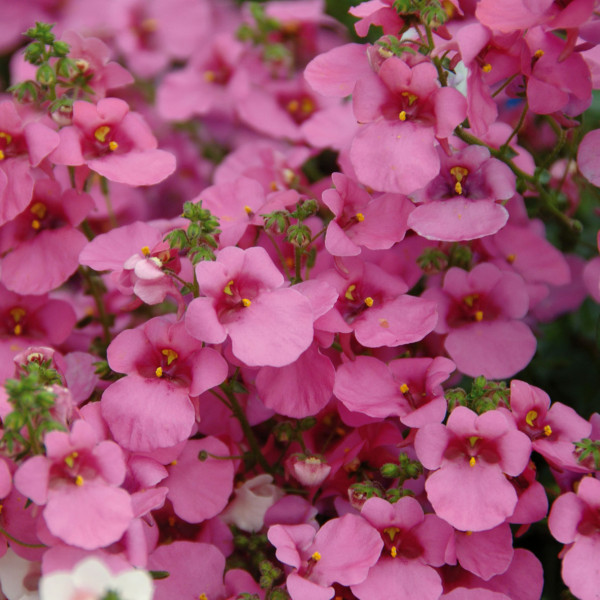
[415,406,532,531]
[407,145,514,242]
[268,513,383,599]
[101,317,227,452]
[50,98,176,186]
[422,263,536,379]
[185,246,314,367]
[352,496,452,600]
[548,477,600,600]
[13,420,133,550]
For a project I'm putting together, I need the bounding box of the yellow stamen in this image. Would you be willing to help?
[170,460,177,466]
[109,141,119,151]
[155,366,163,378]
[311,551,322,561]
[161,348,178,366]
[468,436,479,447]
[364,297,374,307]
[534,49,544,58]
[75,475,84,486]
[450,166,469,182]
[390,546,397,558]
[199,594,209,600]
[345,284,356,301]
[398,110,407,121]
[525,410,538,427]
[64,451,79,468]
[31,220,41,230]
[383,526,399,541]
[465,530,473,536]
[469,456,476,467]
[474,310,484,321]
[454,181,463,195]
[287,99,300,113]
[10,308,26,322]
[506,253,516,264]
[355,212,365,222]
[482,63,492,73]
[30,202,47,219]
[0,150,4,160]
[463,294,478,307]
[13,324,22,336]
[223,280,235,295]
[141,18,158,32]
[94,125,111,143]
[204,70,216,82]
[244,205,253,215]
[269,181,279,191]
[400,383,409,394]
[0,504,3,514]
[242,298,252,307]
[301,98,314,113]
[543,425,552,437]
[141,246,151,256]
[401,91,418,105]
[0,132,13,145]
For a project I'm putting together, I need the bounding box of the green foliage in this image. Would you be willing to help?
[165,201,221,266]
[446,376,510,414]
[1,359,66,459]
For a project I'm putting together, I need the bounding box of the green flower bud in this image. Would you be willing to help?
[36,64,56,86]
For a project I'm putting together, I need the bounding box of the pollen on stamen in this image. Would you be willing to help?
[465,530,473,536]
[311,551,322,561]
[109,141,119,151]
[355,212,365,222]
[94,125,111,143]
[454,181,463,195]
[287,99,300,113]
[244,205,253,215]
[224,280,235,295]
[398,110,407,121]
[543,425,552,437]
[199,594,209,600]
[534,49,544,59]
[525,410,538,427]
[0,150,4,161]
[474,310,484,322]
[204,70,216,82]
[13,324,22,336]
[75,475,84,486]
[391,546,397,558]
[400,383,409,394]
[469,456,476,467]
[162,348,178,366]
[242,298,252,307]
[31,220,41,230]
[345,284,356,301]
[141,246,151,256]
[506,253,516,264]
[364,296,374,307]
[0,132,13,145]
[482,63,492,72]
[155,366,163,378]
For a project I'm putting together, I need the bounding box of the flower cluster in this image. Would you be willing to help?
[0,2,599,600]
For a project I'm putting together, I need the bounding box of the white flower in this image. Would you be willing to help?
[39,558,153,600]
[221,474,284,532]
[0,549,40,600]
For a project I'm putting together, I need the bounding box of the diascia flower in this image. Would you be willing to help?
[185,246,314,367]
[415,406,532,532]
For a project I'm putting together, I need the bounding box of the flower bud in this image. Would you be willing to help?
[287,455,331,487]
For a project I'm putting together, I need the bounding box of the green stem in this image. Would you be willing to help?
[500,101,528,155]
[100,176,117,228]
[0,526,46,549]
[220,382,273,474]
[491,74,518,98]
[293,246,303,284]
[78,266,112,347]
